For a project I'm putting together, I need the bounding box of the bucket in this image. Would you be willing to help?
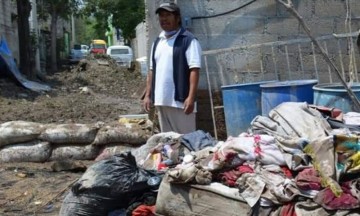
[221,81,276,137]
[313,83,360,113]
[260,79,318,116]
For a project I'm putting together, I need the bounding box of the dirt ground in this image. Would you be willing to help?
[0,55,227,215]
[0,56,149,216]
[0,56,146,124]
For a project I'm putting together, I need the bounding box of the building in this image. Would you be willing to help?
[0,1,19,63]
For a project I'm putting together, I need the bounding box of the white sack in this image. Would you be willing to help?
[0,141,51,162]
[49,144,100,161]
[0,121,45,147]
[39,123,99,144]
[92,120,153,145]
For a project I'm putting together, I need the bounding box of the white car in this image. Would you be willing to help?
[106,45,134,69]
[80,45,89,56]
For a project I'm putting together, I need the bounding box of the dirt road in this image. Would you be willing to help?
[0,56,147,215]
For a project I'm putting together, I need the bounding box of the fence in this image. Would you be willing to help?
[202,30,360,138]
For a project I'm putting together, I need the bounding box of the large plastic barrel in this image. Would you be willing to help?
[260,79,318,116]
[221,81,276,137]
[313,83,360,113]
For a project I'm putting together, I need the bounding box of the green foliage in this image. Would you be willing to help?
[82,0,145,42]
[75,17,103,45]
[38,0,82,21]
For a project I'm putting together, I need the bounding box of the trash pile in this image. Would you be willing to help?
[152,102,360,215]
[2,102,360,215]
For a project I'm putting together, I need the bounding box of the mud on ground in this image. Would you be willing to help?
[0,55,227,215]
[0,55,147,124]
[0,56,148,215]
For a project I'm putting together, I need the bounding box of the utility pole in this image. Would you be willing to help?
[30,0,41,75]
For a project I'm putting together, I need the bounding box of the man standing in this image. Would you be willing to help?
[143,2,202,134]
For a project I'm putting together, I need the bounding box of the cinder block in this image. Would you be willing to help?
[334,17,360,34]
[314,0,347,18]
[266,18,300,36]
[299,18,335,37]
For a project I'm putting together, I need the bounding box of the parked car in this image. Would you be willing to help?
[69,44,86,63]
[89,39,107,54]
[80,45,89,56]
[106,45,134,69]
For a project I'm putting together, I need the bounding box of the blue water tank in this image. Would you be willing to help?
[313,83,360,113]
[260,79,318,116]
[221,81,276,137]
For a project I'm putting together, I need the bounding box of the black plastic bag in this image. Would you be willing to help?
[60,152,156,216]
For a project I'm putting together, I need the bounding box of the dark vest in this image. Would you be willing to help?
[151,27,196,103]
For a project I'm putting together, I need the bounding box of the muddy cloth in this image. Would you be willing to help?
[236,167,300,207]
[279,203,296,216]
[180,130,216,151]
[326,118,360,133]
[166,163,212,185]
[295,168,322,191]
[314,181,360,210]
[334,134,360,179]
[343,112,360,126]
[215,164,254,187]
[304,136,342,197]
[206,134,286,171]
[126,191,157,215]
[251,102,331,171]
[131,205,156,216]
[350,179,360,201]
[293,200,349,216]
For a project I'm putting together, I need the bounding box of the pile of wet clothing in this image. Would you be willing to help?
[142,102,360,215]
[60,102,360,215]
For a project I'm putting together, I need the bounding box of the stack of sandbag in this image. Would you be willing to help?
[0,118,153,162]
[0,121,51,162]
[41,123,101,161]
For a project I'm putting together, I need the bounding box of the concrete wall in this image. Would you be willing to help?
[134,22,148,59]
[0,1,19,62]
[146,0,360,90]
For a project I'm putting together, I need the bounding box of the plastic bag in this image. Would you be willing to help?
[60,152,156,216]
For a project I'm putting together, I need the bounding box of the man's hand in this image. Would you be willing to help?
[143,96,152,112]
[184,97,194,114]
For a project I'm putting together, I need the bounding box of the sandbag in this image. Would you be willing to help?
[39,123,99,144]
[0,121,45,147]
[49,144,101,161]
[0,141,51,162]
[92,120,153,145]
[155,178,250,216]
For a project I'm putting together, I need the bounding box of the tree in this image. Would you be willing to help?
[39,0,81,72]
[16,0,33,78]
[82,0,145,44]
[76,17,101,45]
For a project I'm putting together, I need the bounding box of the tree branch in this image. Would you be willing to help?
[276,0,360,111]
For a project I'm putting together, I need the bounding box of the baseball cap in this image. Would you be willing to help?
[155,2,180,14]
